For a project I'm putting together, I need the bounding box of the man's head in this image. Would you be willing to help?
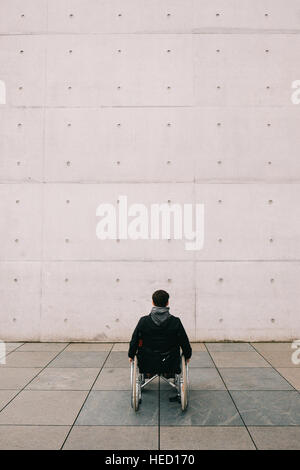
[152,290,169,307]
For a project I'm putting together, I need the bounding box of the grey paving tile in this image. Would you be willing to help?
[188,368,225,390]
[131,373,176,391]
[151,376,167,389]
[26,368,99,391]
[248,426,300,450]
[277,368,300,390]
[189,352,215,368]
[0,390,88,425]
[146,375,176,391]
[63,426,158,450]
[160,426,255,450]
[17,343,68,352]
[206,343,254,352]
[146,376,183,391]
[104,351,131,368]
[0,352,58,368]
[0,390,19,410]
[93,368,187,392]
[93,367,225,392]
[76,390,158,426]
[0,368,41,390]
[231,391,300,425]
[210,351,270,368]
[159,390,243,426]
[93,368,131,390]
[255,351,297,368]
[49,351,108,368]
[252,343,293,352]
[65,343,113,352]
[190,343,206,352]
[2,343,24,351]
[219,368,293,390]
[112,343,129,352]
[0,425,70,450]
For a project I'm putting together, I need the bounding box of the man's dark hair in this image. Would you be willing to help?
[152,290,169,307]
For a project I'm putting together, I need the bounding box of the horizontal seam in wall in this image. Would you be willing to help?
[1,30,300,36]
[1,259,300,263]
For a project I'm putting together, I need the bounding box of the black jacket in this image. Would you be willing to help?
[128,314,192,361]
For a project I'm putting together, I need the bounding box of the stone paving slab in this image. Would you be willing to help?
[248,426,300,450]
[92,367,226,391]
[0,425,70,450]
[276,368,300,390]
[0,390,88,425]
[63,425,158,450]
[0,368,41,390]
[112,343,130,352]
[219,367,293,390]
[76,390,159,426]
[231,391,300,426]
[104,351,132,368]
[205,342,254,352]
[190,343,206,351]
[252,343,293,352]
[0,352,59,368]
[2,343,24,351]
[187,352,215,368]
[93,368,131,390]
[26,368,100,391]
[255,351,297,368]
[210,351,270,368]
[0,342,299,450]
[188,368,226,390]
[0,390,19,410]
[93,368,169,391]
[159,390,243,426]
[65,343,113,352]
[49,351,108,368]
[160,426,255,450]
[17,343,68,352]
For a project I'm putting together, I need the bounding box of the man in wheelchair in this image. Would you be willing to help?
[128,290,192,410]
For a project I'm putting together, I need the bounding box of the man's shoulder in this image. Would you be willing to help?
[169,314,182,323]
[165,315,183,328]
[137,314,150,324]
[139,314,149,320]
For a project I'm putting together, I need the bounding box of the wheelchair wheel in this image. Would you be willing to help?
[131,356,140,411]
[180,355,189,411]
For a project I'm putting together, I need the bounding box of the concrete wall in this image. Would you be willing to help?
[1,0,300,341]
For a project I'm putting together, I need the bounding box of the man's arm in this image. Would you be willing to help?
[177,319,192,360]
[128,319,141,360]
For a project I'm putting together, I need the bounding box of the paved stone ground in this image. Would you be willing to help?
[0,342,300,450]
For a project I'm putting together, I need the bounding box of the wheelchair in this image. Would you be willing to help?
[130,351,189,412]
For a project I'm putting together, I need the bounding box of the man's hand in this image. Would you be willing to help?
[186,359,190,363]
[129,358,133,363]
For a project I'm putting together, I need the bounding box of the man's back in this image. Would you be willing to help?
[128,314,192,360]
[128,290,192,373]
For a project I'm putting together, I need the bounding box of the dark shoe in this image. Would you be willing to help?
[169,395,180,403]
